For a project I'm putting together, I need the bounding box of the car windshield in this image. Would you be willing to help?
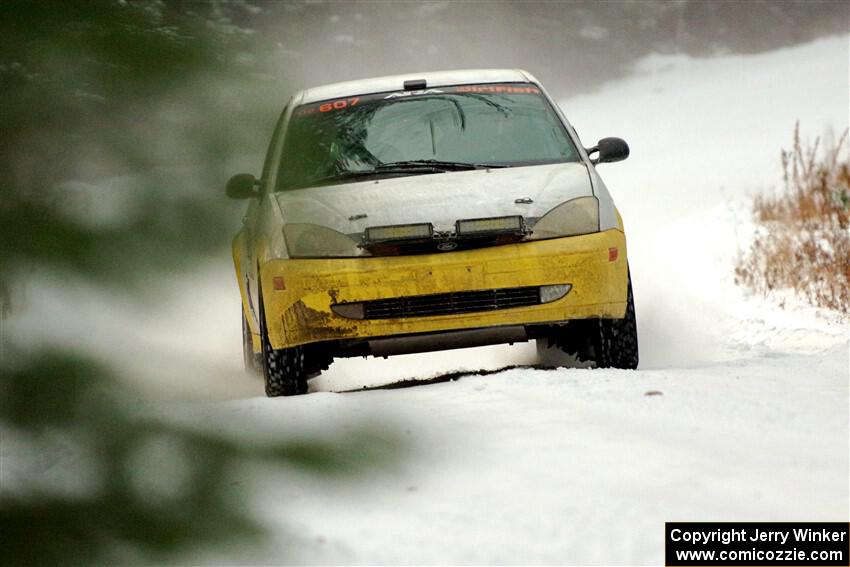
[275,83,580,191]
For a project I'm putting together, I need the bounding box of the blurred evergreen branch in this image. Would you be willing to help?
[1,350,400,566]
[0,0,262,287]
[0,2,400,564]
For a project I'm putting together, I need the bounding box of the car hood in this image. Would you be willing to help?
[273,161,593,234]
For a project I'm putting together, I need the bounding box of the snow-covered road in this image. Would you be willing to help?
[9,35,849,565]
[182,344,847,565]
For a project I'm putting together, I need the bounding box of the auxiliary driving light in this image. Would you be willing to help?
[365,223,433,243]
[455,215,525,238]
[539,284,572,304]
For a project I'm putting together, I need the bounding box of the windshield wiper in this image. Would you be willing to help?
[302,160,508,188]
[375,159,508,171]
[305,166,444,187]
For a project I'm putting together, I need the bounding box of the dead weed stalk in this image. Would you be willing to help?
[735,123,850,314]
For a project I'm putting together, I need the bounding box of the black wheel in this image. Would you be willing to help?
[258,286,308,397]
[242,307,262,374]
[593,274,639,369]
[536,270,638,370]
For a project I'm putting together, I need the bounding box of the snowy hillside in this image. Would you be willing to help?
[8,35,849,565]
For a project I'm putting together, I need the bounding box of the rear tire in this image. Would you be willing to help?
[258,286,308,397]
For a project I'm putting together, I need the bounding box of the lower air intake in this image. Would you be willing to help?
[361,286,543,320]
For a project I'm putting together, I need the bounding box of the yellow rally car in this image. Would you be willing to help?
[227,69,637,396]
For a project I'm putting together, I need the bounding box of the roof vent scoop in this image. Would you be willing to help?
[403,79,427,91]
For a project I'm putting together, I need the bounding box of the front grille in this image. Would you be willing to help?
[361,286,542,319]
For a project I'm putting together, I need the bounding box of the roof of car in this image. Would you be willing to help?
[296,69,538,105]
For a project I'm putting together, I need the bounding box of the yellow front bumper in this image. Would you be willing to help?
[258,229,628,350]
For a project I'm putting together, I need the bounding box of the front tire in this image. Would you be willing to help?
[536,271,639,370]
[593,274,639,369]
[258,287,308,397]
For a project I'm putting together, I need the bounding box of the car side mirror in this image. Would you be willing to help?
[226,173,261,199]
[587,137,629,165]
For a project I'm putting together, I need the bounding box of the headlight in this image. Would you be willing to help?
[527,196,599,240]
[283,223,365,258]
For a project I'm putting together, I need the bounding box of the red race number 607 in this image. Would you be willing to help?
[319,97,360,112]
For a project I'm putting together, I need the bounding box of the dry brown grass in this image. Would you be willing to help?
[735,123,850,314]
